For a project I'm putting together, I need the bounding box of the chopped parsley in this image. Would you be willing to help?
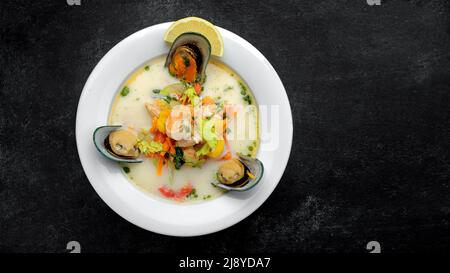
[187,188,198,199]
[238,82,252,104]
[202,194,212,200]
[120,86,130,97]
[123,166,130,173]
[243,94,252,104]
[239,81,247,92]
[224,86,233,92]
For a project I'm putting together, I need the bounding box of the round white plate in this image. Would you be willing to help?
[76,22,292,236]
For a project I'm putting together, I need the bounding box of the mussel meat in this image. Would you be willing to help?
[165,33,211,83]
[105,129,140,158]
[212,155,264,191]
[217,159,246,185]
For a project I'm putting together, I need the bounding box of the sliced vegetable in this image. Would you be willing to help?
[202,118,218,150]
[194,82,202,95]
[167,138,176,154]
[156,157,164,176]
[207,139,224,158]
[156,109,170,133]
[137,140,163,155]
[196,142,211,157]
[150,117,158,133]
[183,147,205,167]
[158,185,175,198]
[184,87,200,106]
[153,131,166,143]
[160,83,186,96]
[158,183,193,200]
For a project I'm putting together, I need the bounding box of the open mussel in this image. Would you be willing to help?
[165,32,211,83]
[212,155,264,191]
[93,125,143,163]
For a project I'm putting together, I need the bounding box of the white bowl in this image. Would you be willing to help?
[76,22,292,236]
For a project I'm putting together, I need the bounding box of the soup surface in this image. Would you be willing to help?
[109,55,259,203]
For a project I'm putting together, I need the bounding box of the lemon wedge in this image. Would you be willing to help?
[164,17,224,57]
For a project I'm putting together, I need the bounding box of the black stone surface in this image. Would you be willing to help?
[1,0,449,253]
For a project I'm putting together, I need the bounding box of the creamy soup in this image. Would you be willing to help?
[109,55,259,203]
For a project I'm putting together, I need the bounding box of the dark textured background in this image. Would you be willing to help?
[0,0,449,253]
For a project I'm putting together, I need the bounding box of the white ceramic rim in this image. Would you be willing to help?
[75,22,293,236]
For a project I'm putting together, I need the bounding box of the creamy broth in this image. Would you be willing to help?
[109,55,259,203]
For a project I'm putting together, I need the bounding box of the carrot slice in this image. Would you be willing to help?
[158,183,193,200]
[153,131,166,143]
[158,186,175,198]
[176,183,193,199]
[194,82,202,95]
[162,141,170,152]
[150,117,158,133]
[156,158,164,176]
[166,138,176,154]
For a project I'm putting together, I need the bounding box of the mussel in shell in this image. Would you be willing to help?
[93,125,143,163]
[165,33,211,83]
[213,155,264,191]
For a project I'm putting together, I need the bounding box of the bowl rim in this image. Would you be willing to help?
[75,22,293,236]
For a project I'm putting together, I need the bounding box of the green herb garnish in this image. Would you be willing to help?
[239,81,247,92]
[120,86,130,97]
[123,166,130,173]
[203,194,212,200]
[163,96,173,104]
[173,147,185,170]
[187,188,198,199]
[243,95,252,104]
[224,86,233,92]
[144,65,150,71]
[152,89,161,94]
